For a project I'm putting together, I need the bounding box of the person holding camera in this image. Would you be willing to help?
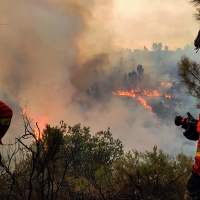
[177,114,200,200]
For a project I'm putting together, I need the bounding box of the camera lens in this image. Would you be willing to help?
[175,116,184,126]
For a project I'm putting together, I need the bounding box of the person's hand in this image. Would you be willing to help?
[183,124,199,141]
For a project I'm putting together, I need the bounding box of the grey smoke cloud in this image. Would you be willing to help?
[0,0,87,139]
[0,0,199,157]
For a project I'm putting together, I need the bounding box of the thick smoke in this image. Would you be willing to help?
[0,0,89,138]
[0,0,199,156]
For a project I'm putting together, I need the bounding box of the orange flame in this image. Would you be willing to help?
[112,90,155,114]
[112,89,160,97]
[112,90,136,97]
[137,96,154,113]
[142,89,159,97]
[23,111,48,140]
[160,82,172,87]
[164,94,171,99]
[34,127,41,140]
[112,88,172,115]
[33,116,48,140]
[21,98,49,140]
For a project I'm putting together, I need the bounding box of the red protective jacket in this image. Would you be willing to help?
[0,101,13,144]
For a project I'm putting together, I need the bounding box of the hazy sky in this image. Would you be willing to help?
[91,0,199,51]
[1,0,198,52]
[51,0,200,59]
[112,0,198,50]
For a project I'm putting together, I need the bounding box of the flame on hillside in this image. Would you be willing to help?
[112,89,160,97]
[113,90,136,97]
[137,96,154,113]
[112,90,157,114]
[21,106,48,140]
[112,88,172,115]
[33,116,48,140]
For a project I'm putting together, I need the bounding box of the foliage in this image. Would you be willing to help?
[0,111,194,199]
[177,57,200,106]
[0,121,194,200]
[112,146,193,200]
[152,42,163,51]
[190,0,200,22]
[85,57,145,100]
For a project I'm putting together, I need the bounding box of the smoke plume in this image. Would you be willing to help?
[0,0,199,156]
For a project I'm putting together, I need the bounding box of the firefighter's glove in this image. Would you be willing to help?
[183,124,199,141]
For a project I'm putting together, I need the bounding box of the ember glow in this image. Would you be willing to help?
[160,82,172,87]
[164,94,171,99]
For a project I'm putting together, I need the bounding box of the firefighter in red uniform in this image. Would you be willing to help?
[0,101,13,144]
[182,115,200,200]
[181,31,200,199]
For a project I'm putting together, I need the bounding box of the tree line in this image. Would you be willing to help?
[86,62,145,100]
[0,111,193,200]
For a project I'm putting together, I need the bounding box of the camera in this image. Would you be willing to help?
[175,112,197,128]
[175,112,199,141]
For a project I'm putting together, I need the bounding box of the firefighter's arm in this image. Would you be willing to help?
[183,122,199,141]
